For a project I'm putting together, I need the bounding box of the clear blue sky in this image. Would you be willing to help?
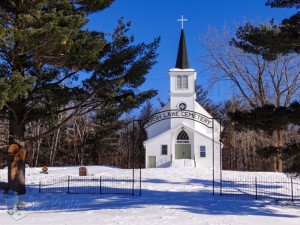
[86,0,295,107]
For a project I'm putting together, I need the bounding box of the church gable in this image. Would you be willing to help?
[194,101,213,119]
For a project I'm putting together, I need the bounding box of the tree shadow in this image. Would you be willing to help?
[6,178,298,219]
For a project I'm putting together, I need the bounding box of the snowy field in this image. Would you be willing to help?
[0,166,300,225]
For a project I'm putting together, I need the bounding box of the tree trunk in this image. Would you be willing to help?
[268,130,284,172]
[271,156,278,172]
[276,129,284,172]
[8,107,26,195]
[49,129,60,166]
[7,144,26,195]
[34,139,42,167]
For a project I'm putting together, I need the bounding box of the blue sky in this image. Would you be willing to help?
[87,0,295,107]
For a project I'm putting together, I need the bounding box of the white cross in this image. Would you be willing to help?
[177,15,187,29]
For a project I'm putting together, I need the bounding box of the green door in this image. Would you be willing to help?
[148,156,156,168]
[175,144,191,159]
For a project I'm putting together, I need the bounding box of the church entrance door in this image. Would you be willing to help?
[175,144,191,159]
[148,156,156,168]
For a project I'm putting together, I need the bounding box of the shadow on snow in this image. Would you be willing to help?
[0,178,297,219]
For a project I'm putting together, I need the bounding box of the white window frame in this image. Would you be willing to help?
[200,146,206,158]
[161,145,168,155]
[176,75,182,89]
[182,75,188,89]
[176,75,188,90]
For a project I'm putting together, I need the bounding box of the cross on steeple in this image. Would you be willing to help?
[175,15,189,69]
[177,15,187,29]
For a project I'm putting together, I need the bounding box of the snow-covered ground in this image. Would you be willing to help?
[0,166,300,225]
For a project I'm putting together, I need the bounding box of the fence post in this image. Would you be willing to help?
[39,182,41,193]
[132,120,135,197]
[255,177,258,200]
[139,170,142,197]
[100,176,102,194]
[67,176,70,194]
[291,178,294,202]
[220,177,222,196]
[138,119,142,197]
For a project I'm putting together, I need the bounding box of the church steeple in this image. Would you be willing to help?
[175,16,189,69]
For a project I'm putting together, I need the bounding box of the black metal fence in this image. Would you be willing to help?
[39,176,133,195]
[221,177,300,201]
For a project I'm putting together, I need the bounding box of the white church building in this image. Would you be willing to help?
[143,25,221,169]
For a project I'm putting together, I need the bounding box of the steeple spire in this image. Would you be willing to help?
[175,16,190,69]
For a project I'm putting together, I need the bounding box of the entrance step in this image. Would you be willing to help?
[171,159,195,168]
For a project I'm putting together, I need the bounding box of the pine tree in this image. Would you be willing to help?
[230,0,300,60]
[88,104,124,166]
[229,102,300,175]
[227,0,300,173]
[0,0,159,194]
[221,99,275,171]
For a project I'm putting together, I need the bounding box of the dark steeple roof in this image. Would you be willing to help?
[175,29,190,69]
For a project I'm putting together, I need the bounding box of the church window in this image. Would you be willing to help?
[177,130,189,143]
[177,75,182,89]
[200,146,206,157]
[176,75,188,89]
[182,75,188,89]
[161,145,168,155]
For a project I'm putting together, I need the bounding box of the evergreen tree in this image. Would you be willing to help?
[230,0,300,60]
[228,102,300,176]
[221,99,274,171]
[0,0,159,194]
[227,0,300,173]
[88,104,124,166]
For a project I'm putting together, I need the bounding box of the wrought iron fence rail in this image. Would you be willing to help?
[221,177,300,201]
[39,176,133,195]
